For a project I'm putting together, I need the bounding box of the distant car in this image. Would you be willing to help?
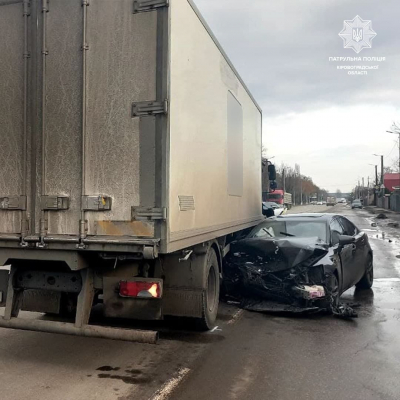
[226,213,373,311]
[317,201,323,205]
[311,201,317,205]
[352,200,362,209]
[339,199,347,204]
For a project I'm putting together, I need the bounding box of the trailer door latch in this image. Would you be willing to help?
[41,196,70,211]
[82,196,112,211]
[133,0,169,14]
[132,207,167,221]
[0,196,27,210]
[131,100,168,117]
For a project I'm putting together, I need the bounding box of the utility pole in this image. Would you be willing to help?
[381,156,384,202]
[374,154,384,205]
[299,165,303,205]
[374,165,378,206]
[293,175,296,206]
[362,177,365,200]
[283,168,286,193]
[387,128,400,186]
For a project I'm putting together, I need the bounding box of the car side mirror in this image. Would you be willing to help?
[338,235,355,247]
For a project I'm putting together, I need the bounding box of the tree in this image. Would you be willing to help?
[265,163,327,204]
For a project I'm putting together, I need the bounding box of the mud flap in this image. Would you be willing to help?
[21,289,61,314]
[162,245,211,318]
[163,288,203,318]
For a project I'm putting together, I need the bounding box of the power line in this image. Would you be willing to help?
[386,139,398,158]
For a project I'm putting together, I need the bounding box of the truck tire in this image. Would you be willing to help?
[196,248,220,330]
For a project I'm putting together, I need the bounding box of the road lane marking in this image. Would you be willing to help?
[227,309,244,325]
[210,326,222,333]
[150,368,191,400]
[374,278,400,282]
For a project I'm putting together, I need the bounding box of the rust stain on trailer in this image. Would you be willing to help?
[95,221,153,237]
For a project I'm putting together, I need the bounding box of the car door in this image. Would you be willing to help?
[330,218,355,291]
[339,217,366,285]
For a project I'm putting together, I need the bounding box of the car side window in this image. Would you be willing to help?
[339,217,358,236]
[330,219,344,245]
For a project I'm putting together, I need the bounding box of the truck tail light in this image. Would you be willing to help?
[119,281,162,299]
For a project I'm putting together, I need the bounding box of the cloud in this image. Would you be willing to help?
[194,0,400,116]
[193,0,400,191]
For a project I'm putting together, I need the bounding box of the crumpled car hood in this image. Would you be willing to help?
[229,236,329,272]
[224,236,358,318]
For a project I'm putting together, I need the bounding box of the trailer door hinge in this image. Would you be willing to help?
[0,196,27,210]
[132,207,167,221]
[133,0,169,14]
[41,196,70,211]
[132,100,168,117]
[82,195,112,211]
[23,0,31,16]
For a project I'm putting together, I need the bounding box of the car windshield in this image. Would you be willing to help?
[353,200,361,204]
[250,220,327,241]
[267,194,282,200]
[263,202,279,208]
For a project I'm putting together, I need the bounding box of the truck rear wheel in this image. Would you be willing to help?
[196,248,220,330]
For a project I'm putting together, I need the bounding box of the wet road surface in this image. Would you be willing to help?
[1,204,399,400]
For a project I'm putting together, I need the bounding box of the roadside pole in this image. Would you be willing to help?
[373,154,384,206]
[381,155,384,199]
[283,168,286,192]
[362,177,365,201]
[375,165,378,205]
[300,166,303,205]
[387,128,400,187]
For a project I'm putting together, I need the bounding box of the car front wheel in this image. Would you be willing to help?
[356,256,374,289]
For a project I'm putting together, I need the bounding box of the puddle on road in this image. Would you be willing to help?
[364,230,394,243]
[97,373,151,385]
[91,365,152,385]
[97,366,120,372]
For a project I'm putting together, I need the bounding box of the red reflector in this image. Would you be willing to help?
[119,281,161,298]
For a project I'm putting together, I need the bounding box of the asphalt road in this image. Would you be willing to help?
[1,204,400,400]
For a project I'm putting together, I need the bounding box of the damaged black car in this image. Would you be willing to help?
[224,214,373,316]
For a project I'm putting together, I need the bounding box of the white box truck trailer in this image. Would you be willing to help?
[0,0,262,342]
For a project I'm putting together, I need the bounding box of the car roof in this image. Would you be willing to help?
[266,213,336,222]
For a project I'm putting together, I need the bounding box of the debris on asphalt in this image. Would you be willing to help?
[224,237,357,318]
[371,223,377,227]
[387,222,399,228]
[332,304,358,319]
[376,213,388,219]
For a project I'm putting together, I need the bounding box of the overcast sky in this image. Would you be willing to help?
[194,0,400,192]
